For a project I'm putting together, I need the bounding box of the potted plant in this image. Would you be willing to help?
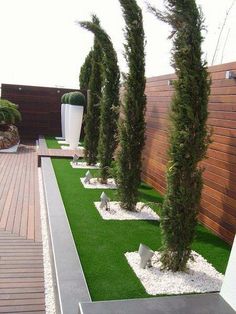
[68,92,85,149]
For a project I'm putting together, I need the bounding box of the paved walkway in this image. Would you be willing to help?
[0,144,45,313]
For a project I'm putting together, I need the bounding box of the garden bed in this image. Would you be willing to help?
[45,136,84,149]
[50,157,231,301]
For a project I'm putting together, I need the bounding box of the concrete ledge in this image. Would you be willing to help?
[41,157,91,314]
[79,293,235,314]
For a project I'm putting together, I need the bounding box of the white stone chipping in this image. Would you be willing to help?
[94,202,160,220]
[61,145,84,151]
[38,169,57,314]
[80,177,117,189]
[125,250,224,296]
[70,161,100,169]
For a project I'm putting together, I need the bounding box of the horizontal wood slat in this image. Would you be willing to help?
[142,61,236,244]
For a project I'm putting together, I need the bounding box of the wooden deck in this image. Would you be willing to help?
[0,144,45,313]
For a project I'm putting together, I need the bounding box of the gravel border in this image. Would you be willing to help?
[38,168,57,314]
[61,145,84,151]
[125,250,223,296]
[80,177,117,189]
[70,161,100,169]
[94,202,160,220]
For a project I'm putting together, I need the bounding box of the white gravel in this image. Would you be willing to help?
[80,177,117,189]
[94,201,160,220]
[70,161,100,169]
[61,145,84,151]
[125,250,223,295]
[38,169,57,314]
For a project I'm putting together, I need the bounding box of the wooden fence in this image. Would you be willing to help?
[1,84,85,139]
[142,61,236,244]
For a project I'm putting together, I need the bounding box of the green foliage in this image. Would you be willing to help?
[116,0,146,211]
[64,93,70,104]
[68,91,85,106]
[79,50,93,90]
[61,93,67,103]
[148,0,211,271]
[84,16,103,165]
[79,15,120,182]
[0,99,21,125]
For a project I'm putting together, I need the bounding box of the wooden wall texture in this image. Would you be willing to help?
[142,61,236,244]
[1,84,85,139]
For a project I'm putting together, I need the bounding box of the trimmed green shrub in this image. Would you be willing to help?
[148,0,211,271]
[68,92,85,106]
[61,93,67,103]
[0,99,21,125]
[116,0,146,211]
[84,15,103,165]
[79,15,120,183]
[64,93,70,104]
[79,50,93,90]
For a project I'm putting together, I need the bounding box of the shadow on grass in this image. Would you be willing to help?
[139,190,163,204]
[195,225,231,250]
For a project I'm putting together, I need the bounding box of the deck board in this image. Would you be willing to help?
[0,143,45,313]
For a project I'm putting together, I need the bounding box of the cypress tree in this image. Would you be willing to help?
[84,16,103,165]
[116,0,146,211]
[79,16,120,183]
[79,49,93,90]
[148,0,211,271]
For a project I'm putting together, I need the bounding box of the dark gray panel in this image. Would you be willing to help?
[41,157,91,314]
[79,294,235,314]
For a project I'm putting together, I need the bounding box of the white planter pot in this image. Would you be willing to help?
[68,105,84,149]
[64,104,70,143]
[61,103,66,139]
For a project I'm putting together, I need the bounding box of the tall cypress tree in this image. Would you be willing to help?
[79,49,93,90]
[116,0,146,211]
[79,16,120,182]
[84,16,103,165]
[148,0,211,271]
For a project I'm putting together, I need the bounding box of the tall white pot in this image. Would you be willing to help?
[61,103,66,139]
[64,104,70,143]
[68,105,84,149]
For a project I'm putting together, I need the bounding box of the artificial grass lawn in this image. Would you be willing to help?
[45,136,61,149]
[45,136,84,149]
[51,157,231,301]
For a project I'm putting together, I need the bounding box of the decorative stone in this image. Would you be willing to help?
[84,170,93,184]
[138,243,154,269]
[72,154,79,164]
[0,125,20,150]
[99,192,110,210]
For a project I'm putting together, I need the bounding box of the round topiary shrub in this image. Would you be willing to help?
[64,93,71,104]
[68,92,85,106]
[61,93,67,103]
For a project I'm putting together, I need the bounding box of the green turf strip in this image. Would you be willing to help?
[45,136,84,149]
[45,136,62,149]
[51,157,231,301]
